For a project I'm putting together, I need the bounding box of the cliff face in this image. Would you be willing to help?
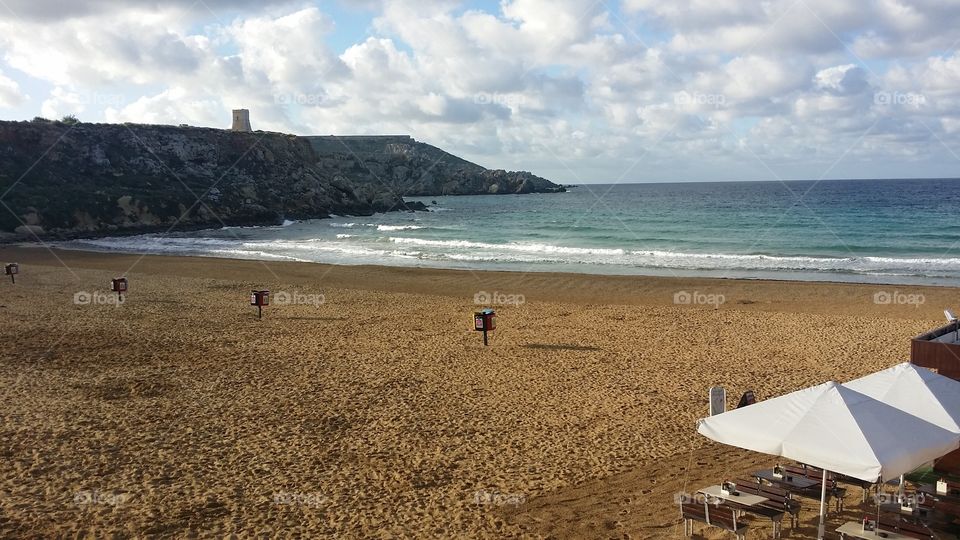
[307,136,563,196]
[0,120,562,239]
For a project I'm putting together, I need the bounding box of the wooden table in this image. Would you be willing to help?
[918,483,960,502]
[697,485,769,507]
[753,469,819,490]
[836,522,913,540]
[878,502,935,518]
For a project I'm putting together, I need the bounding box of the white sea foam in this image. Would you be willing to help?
[388,237,626,256]
[59,228,960,283]
[377,225,424,231]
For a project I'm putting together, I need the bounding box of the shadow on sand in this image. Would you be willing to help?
[522,343,601,352]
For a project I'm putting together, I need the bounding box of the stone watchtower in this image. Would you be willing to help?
[231,109,252,131]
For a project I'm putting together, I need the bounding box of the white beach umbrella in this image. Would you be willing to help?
[843,362,960,434]
[844,362,960,496]
[697,381,959,539]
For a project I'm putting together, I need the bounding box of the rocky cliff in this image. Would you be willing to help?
[0,120,562,239]
[306,136,562,196]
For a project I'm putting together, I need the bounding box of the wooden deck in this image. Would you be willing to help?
[911,323,960,379]
[912,322,960,475]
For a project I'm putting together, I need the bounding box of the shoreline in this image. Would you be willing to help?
[41,223,960,287]
[2,244,957,318]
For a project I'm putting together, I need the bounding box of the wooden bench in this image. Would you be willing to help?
[679,500,749,539]
[798,463,870,501]
[739,476,802,527]
[878,515,935,539]
[783,464,824,489]
[730,480,786,538]
[756,482,802,528]
[784,464,849,509]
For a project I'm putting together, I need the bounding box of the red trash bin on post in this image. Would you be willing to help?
[111,277,127,302]
[474,308,496,346]
[5,263,18,284]
[251,290,270,319]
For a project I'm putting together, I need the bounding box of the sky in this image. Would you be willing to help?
[0,0,958,183]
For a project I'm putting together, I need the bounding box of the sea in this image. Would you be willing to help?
[64,178,960,286]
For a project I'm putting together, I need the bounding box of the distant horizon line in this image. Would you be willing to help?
[557,177,960,185]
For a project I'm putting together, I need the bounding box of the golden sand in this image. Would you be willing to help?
[0,246,954,538]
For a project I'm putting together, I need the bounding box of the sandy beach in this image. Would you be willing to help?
[0,245,955,538]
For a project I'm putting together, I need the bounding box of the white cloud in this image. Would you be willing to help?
[0,8,206,86]
[228,7,348,94]
[103,87,224,127]
[0,69,25,108]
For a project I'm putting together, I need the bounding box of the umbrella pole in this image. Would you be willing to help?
[818,469,828,539]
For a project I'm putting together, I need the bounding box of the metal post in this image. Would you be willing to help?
[258,305,262,319]
[818,469,827,539]
[483,329,488,346]
[9,274,14,284]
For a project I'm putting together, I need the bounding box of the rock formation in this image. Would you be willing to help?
[0,119,563,239]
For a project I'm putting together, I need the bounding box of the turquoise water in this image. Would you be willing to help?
[68,179,960,285]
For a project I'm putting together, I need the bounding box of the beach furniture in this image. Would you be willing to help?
[732,479,793,532]
[782,464,850,508]
[845,363,960,436]
[698,381,960,539]
[918,480,960,502]
[679,499,749,539]
[913,483,960,524]
[876,501,941,526]
[845,362,960,498]
[753,467,818,490]
[878,515,936,539]
[836,521,916,540]
[698,484,768,507]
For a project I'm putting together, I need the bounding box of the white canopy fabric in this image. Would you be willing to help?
[844,362,960,434]
[697,381,959,483]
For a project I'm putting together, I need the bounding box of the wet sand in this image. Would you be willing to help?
[0,245,954,538]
